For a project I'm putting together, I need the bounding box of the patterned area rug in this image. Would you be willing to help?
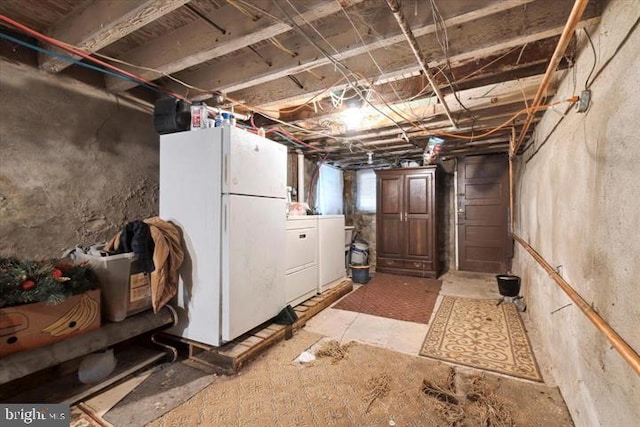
[333,273,442,324]
[420,296,542,382]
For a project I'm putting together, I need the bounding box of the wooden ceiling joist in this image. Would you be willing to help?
[229,0,599,109]
[105,0,366,93]
[39,0,190,73]
[165,0,529,98]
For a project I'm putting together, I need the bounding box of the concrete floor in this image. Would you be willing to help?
[304,269,556,385]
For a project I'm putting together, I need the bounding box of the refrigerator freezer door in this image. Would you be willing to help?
[221,195,286,342]
[222,127,287,198]
[160,129,223,346]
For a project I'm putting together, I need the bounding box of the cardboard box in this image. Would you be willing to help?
[0,289,101,356]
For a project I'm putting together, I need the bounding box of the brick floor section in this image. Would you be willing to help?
[333,273,442,324]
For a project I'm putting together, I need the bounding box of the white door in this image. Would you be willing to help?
[221,194,286,342]
[223,127,287,198]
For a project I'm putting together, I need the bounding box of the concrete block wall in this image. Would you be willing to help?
[0,61,160,258]
[513,1,640,425]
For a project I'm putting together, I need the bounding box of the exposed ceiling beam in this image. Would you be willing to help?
[39,0,189,73]
[384,0,456,127]
[230,1,600,109]
[105,0,365,93]
[164,0,528,98]
[280,36,564,123]
[285,72,558,142]
[302,100,549,150]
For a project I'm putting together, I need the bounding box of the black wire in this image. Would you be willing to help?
[429,0,474,119]
[583,28,597,90]
[272,0,414,144]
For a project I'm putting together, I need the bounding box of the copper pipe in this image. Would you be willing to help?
[512,0,589,153]
[385,0,457,128]
[509,128,515,235]
[513,234,640,376]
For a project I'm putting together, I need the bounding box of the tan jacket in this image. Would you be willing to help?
[104,217,183,313]
[143,217,184,313]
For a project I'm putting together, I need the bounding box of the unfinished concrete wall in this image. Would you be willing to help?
[513,1,640,425]
[0,61,159,258]
[344,170,376,269]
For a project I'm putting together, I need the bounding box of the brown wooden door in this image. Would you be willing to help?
[404,171,434,269]
[376,173,403,259]
[457,155,510,273]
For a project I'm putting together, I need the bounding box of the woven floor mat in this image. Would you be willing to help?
[420,296,543,382]
[333,273,442,324]
[150,330,572,426]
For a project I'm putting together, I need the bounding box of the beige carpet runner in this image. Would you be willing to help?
[420,296,542,382]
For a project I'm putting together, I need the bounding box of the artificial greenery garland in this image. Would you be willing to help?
[0,257,98,308]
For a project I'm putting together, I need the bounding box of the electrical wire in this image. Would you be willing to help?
[273,0,412,142]
[583,28,597,90]
[0,7,581,157]
[0,13,187,101]
[428,0,474,118]
[426,96,578,141]
[337,0,405,105]
[89,50,209,95]
[0,32,165,95]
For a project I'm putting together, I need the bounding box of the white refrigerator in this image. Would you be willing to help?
[159,126,287,347]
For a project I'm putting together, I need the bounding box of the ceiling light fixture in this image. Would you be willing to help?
[342,106,362,131]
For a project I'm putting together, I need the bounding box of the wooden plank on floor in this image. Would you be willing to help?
[236,336,264,347]
[187,279,353,373]
[254,329,274,339]
[81,369,153,418]
[219,342,252,359]
[264,324,286,333]
[296,280,352,325]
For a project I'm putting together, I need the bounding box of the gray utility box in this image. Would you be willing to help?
[72,245,153,322]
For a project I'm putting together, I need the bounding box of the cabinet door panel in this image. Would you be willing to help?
[380,177,402,214]
[377,175,403,258]
[406,174,430,214]
[406,218,432,260]
[380,218,403,257]
[404,172,434,261]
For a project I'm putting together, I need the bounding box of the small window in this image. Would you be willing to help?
[315,164,344,215]
[356,169,376,212]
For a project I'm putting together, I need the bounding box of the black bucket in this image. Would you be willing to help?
[351,265,370,284]
[496,275,521,297]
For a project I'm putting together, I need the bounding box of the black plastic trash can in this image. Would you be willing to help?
[496,275,521,297]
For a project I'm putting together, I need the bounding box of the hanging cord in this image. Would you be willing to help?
[0,14,187,101]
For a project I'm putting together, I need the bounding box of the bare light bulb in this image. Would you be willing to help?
[367,152,373,164]
[342,106,362,131]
